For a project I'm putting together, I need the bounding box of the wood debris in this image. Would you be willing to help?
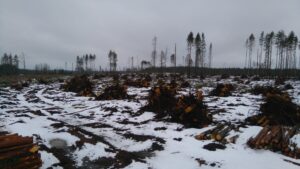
[195,124,238,143]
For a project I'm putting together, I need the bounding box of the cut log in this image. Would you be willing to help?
[215,126,232,141]
[0,136,33,149]
[254,126,270,147]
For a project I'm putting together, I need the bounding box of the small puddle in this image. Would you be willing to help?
[49,138,68,149]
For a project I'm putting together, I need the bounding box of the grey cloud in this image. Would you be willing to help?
[0,0,299,69]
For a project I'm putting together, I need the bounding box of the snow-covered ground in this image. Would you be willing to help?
[0,76,300,169]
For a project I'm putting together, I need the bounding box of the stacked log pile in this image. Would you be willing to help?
[195,124,238,143]
[0,134,42,169]
[209,84,234,97]
[247,126,300,159]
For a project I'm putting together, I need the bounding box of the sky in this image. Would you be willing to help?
[0,0,299,70]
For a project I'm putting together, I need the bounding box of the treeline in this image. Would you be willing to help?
[143,67,300,78]
[245,31,299,70]
[75,54,96,72]
[0,53,19,74]
[146,32,213,73]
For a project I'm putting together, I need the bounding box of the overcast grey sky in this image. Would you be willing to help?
[0,0,299,70]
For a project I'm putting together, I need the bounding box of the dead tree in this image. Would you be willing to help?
[170,43,177,67]
[208,43,213,68]
[108,50,117,72]
[151,36,157,67]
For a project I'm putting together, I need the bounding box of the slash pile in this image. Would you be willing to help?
[251,85,282,96]
[124,78,150,88]
[143,85,212,128]
[246,93,300,126]
[0,134,42,169]
[62,75,95,97]
[95,84,129,100]
[172,91,212,127]
[143,85,177,114]
[209,84,234,97]
[247,125,300,159]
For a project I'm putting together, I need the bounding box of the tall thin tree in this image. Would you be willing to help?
[187,32,194,77]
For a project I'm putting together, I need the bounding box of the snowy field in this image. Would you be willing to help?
[0,75,300,169]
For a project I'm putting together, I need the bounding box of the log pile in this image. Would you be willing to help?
[246,93,300,126]
[95,84,128,100]
[247,125,300,159]
[62,75,95,97]
[195,124,238,143]
[0,134,42,169]
[210,84,234,97]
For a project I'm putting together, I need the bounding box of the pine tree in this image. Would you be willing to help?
[258,31,264,68]
[194,33,201,68]
[187,32,194,77]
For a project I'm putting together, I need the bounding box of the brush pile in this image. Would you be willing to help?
[0,134,42,169]
[195,124,238,143]
[210,84,234,97]
[246,93,300,126]
[180,81,190,88]
[124,78,150,88]
[275,76,286,85]
[251,85,282,96]
[62,75,95,97]
[95,84,128,100]
[247,125,300,159]
[143,85,211,127]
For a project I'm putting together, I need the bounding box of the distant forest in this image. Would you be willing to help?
[1,31,300,77]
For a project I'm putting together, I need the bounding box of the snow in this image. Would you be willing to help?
[40,151,62,169]
[0,76,300,168]
[74,143,114,166]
